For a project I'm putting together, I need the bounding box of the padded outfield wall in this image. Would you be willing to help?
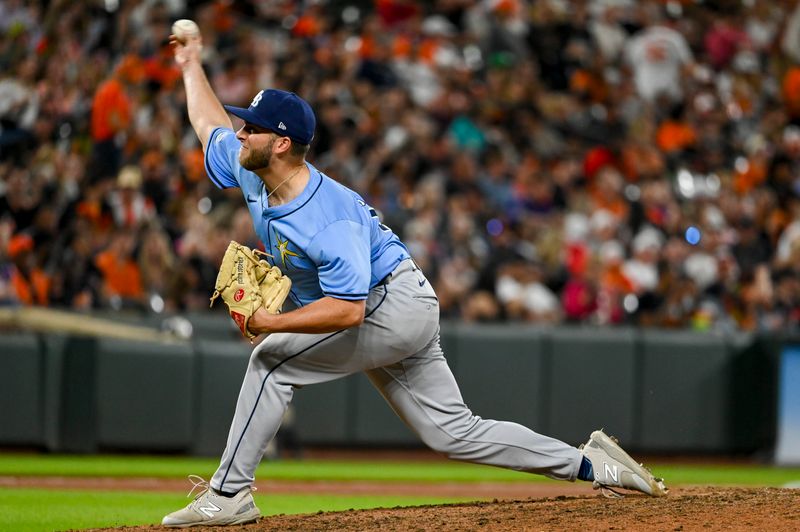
[0,314,784,456]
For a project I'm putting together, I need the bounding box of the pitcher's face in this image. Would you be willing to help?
[236,123,278,171]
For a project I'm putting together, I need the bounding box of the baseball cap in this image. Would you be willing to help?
[224,89,316,145]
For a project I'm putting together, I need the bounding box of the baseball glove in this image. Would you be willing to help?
[209,241,292,340]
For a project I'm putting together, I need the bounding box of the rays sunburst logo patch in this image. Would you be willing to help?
[274,229,300,268]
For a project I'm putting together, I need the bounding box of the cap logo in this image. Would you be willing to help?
[278,121,287,130]
[250,90,264,108]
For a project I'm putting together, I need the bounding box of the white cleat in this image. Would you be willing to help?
[580,430,669,498]
[161,475,261,528]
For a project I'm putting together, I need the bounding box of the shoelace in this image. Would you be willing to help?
[599,486,626,499]
[186,474,210,499]
[184,474,259,500]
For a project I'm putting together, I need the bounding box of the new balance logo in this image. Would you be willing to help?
[604,462,619,483]
[198,501,221,518]
[278,121,287,130]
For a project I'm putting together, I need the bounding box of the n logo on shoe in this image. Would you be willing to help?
[604,462,619,483]
[199,501,221,518]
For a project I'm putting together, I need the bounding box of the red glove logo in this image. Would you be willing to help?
[233,288,245,302]
[230,311,246,335]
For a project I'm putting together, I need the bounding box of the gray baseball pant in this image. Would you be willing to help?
[211,259,583,493]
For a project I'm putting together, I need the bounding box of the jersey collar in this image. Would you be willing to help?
[261,161,321,217]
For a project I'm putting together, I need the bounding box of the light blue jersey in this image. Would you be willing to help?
[204,127,410,307]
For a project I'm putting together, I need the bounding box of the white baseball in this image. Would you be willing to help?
[171,19,200,44]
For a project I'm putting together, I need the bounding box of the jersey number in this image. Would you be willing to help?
[358,200,391,232]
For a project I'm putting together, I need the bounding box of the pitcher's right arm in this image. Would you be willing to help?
[171,31,232,152]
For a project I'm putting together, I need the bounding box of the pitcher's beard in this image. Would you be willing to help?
[240,147,271,171]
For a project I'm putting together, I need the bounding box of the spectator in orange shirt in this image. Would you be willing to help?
[143,43,182,92]
[656,120,697,153]
[88,54,144,183]
[7,234,50,306]
[94,229,145,309]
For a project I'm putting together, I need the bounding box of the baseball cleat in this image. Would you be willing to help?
[580,430,668,498]
[161,475,260,528]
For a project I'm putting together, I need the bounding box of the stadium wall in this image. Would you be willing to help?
[0,317,784,455]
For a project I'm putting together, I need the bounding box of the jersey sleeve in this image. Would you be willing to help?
[204,127,241,189]
[306,220,371,300]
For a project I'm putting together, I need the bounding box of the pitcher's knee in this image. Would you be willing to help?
[418,418,478,455]
[421,431,461,455]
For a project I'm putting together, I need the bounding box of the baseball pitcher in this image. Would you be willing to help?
[162,22,667,528]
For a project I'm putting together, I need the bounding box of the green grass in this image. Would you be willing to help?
[0,488,466,532]
[648,464,800,486]
[0,453,554,483]
[0,453,799,486]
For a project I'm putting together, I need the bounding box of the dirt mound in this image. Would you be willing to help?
[93,486,799,531]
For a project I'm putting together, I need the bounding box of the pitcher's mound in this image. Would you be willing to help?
[100,486,799,531]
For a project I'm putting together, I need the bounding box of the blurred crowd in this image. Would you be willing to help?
[1,0,800,332]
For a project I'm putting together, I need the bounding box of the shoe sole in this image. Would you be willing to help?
[590,430,668,496]
[163,510,260,528]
